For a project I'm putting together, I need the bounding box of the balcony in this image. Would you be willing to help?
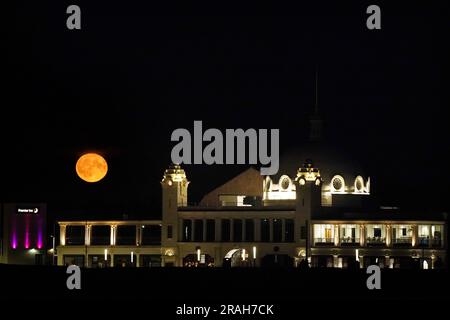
[90,237,110,246]
[115,236,136,246]
[366,237,386,247]
[314,238,334,246]
[65,237,85,246]
[417,237,429,247]
[392,237,412,247]
[340,237,360,246]
[420,238,443,248]
[431,239,442,248]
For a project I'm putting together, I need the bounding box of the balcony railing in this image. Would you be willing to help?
[65,237,85,246]
[314,238,334,246]
[392,237,412,247]
[431,239,442,247]
[115,236,137,246]
[417,237,429,247]
[90,237,110,246]
[340,238,360,246]
[419,237,443,248]
[366,237,386,246]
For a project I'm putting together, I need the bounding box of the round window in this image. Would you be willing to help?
[281,177,290,190]
[355,176,364,192]
[331,176,344,192]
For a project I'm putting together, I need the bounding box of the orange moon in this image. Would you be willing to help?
[76,153,108,183]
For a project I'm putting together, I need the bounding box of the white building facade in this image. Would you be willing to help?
[56,162,447,269]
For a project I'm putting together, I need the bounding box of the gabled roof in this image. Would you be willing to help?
[199,167,263,207]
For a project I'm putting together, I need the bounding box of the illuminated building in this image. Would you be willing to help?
[0,203,47,265]
[55,161,447,269]
[54,109,447,269]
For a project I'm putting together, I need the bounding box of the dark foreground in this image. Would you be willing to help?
[1,264,449,318]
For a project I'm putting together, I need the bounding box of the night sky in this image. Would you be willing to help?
[4,1,449,221]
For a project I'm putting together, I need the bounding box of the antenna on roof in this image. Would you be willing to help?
[315,67,319,115]
[309,66,322,141]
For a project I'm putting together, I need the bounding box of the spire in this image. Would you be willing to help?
[309,67,322,141]
[314,68,319,115]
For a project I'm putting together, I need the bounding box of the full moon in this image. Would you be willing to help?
[76,153,108,183]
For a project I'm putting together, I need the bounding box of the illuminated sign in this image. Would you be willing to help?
[16,207,40,214]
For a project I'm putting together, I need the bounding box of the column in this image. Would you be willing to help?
[412,224,418,247]
[334,225,340,246]
[359,255,364,269]
[85,225,91,246]
[215,247,222,267]
[136,253,140,267]
[60,225,66,246]
[230,219,234,242]
[215,219,221,242]
[255,219,261,242]
[203,219,207,242]
[57,252,64,266]
[269,219,273,242]
[333,255,339,268]
[179,218,183,241]
[136,225,141,246]
[428,225,432,248]
[281,219,286,242]
[110,225,117,246]
[386,225,391,247]
[360,225,365,246]
[191,219,195,242]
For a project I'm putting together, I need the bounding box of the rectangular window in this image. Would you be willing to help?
[194,220,203,242]
[285,219,294,242]
[141,225,161,245]
[374,228,382,238]
[206,220,215,242]
[116,225,136,245]
[233,220,243,242]
[339,224,360,244]
[245,219,255,242]
[90,226,110,245]
[167,225,173,239]
[261,219,270,242]
[221,219,230,242]
[182,220,192,242]
[273,219,282,242]
[65,226,85,245]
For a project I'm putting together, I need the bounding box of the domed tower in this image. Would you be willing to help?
[294,160,322,258]
[161,164,189,250]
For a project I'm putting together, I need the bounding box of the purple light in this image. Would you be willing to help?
[11,233,17,249]
[25,216,30,249]
[37,231,43,249]
[25,233,29,249]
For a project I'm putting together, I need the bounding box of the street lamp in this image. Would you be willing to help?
[50,235,56,265]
